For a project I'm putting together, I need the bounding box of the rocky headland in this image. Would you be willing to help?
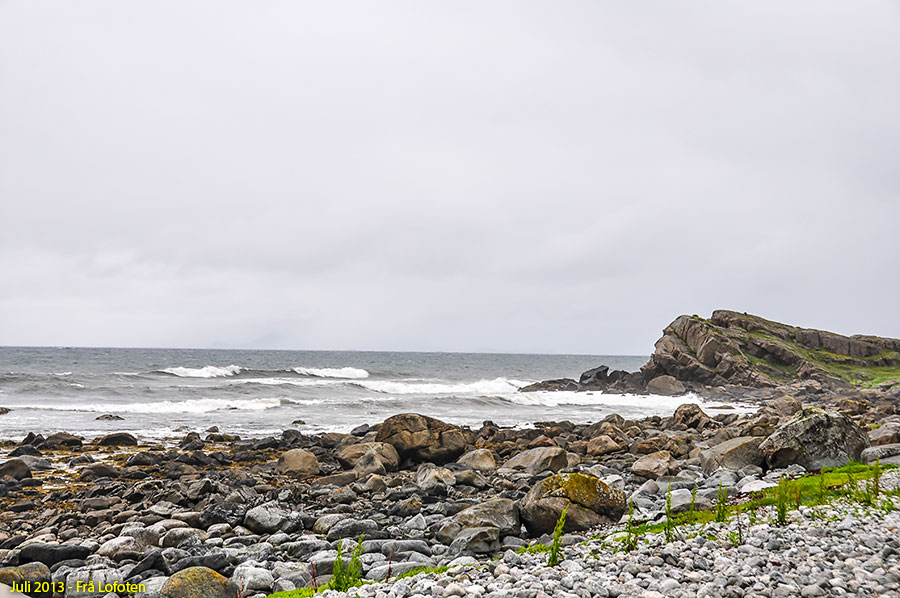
[1,311,900,598]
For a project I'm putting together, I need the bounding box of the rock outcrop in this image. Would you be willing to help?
[375,413,467,464]
[641,310,900,391]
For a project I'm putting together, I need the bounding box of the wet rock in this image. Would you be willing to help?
[0,459,31,481]
[96,432,137,446]
[518,379,579,392]
[275,449,319,476]
[579,366,610,386]
[502,447,567,475]
[79,463,120,481]
[519,472,626,535]
[758,407,869,471]
[40,433,82,449]
[95,414,124,421]
[375,413,466,464]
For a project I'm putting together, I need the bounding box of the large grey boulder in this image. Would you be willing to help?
[503,447,567,475]
[518,472,626,535]
[758,407,869,471]
[860,443,900,466]
[243,502,291,534]
[699,437,764,473]
[375,413,466,464]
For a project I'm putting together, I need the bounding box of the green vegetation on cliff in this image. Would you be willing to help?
[643,310,900,389]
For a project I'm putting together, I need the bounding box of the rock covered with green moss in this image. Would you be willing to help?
[518,472,626,535]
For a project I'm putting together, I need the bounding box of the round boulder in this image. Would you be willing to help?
[503,447,567,475]
[375,413,466,464]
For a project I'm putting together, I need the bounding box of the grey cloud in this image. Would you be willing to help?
[1,1,898,353]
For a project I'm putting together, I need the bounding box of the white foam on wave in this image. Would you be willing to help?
[356,377,528,395]
[507,390,758,414]
[292,366,369,379]
[161,365,242,378]
[27,397,287,414]
[53,372,73,376]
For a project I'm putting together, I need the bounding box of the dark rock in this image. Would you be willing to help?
[39,432,82,449]
[0,459,31,481]
[8,446,41,458]
[518,379,579,392]
[96,432,138,446]
[579,366,609,386]
[79,462,120,481]
[95,414,124,421]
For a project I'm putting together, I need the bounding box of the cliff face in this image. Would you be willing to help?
[641,310,900,390]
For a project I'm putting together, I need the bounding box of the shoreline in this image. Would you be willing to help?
[2,391,899,598]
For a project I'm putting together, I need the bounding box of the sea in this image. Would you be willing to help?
[0,347,752,443]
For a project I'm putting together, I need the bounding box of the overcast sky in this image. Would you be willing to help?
[1,2,898,354]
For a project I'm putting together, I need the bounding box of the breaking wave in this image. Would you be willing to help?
[292,366,369,379]
[159,365,242,378]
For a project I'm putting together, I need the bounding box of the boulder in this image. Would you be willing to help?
[631,451,676,479]
[758,407,870,471]
[456,449,496,472]
[869,422,900,446]
[586,435,622,456]
[16,543,91,567]
[243,502,291,534]
[40,432,82,449]
[159,567,238,598]
[673,403,714,430]
[63,568,123,598]
[335,442,400,472]
[503,447,567,475]
[275,449,319,476]
[79,463,119,481]
[698,437,764,474]
[96,432,137,446]
[374,413,466,464]
[646,375,686,396]
[448,527,499,555]
[0,563,51,598]
[415,465,456,490]
[518,472,626,535]
[860,443,900,466]
[453,498,520,537]
[668,488,713,513]
[0,459,31,481]
[579,366,609,386]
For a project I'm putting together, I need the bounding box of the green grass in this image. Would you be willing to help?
[601,462,898,548]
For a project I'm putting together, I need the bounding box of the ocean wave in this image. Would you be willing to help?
[159,365,242,378]
[354,377,528,395]
[24,397,286,414]
[292,366,369,379]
